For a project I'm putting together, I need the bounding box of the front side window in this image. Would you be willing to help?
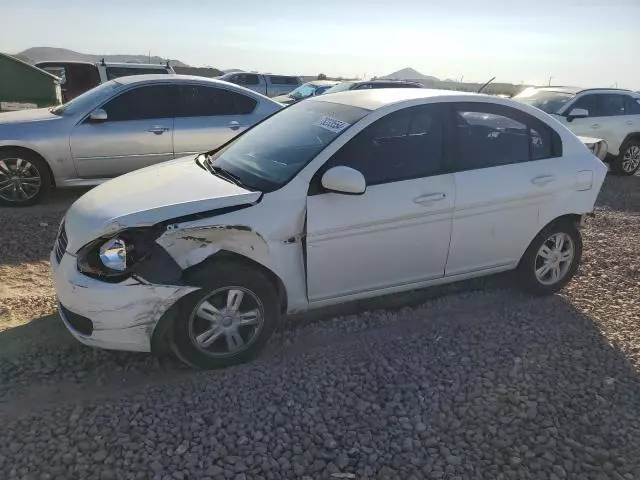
[176,86,257,116]
[50,80,121,116]
[453,103,560,171]
[209,101,368,192]
[235,74,260,85]
[567,94,599,117]
[326,104,446,185]
[625,96,640,115]
[100,85,174,121]
[105,67,170,80]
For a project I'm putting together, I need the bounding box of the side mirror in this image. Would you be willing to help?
[566,108,588,122]
[88,108,107,122]
[321,166,366,195]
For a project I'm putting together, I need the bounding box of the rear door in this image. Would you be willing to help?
[70,84,175,178]
[445,102,570,276]
[173,84,259,156]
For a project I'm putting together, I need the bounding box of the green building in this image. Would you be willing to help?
[0,52,62,112]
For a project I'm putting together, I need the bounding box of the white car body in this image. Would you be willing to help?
[52,89,607,353]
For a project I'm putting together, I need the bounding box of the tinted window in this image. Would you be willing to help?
[101,85,174,121]
[599,94,626,117]
[625,96,640,115]
[105,67,169,80]
[269,76,299,85]
[453,103,559,171]
[326,105,446,185]
[235,74,260,85]
[176,86,257,116]
[569,95,599,117]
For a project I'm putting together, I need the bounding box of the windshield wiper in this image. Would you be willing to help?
[202,155,252,190]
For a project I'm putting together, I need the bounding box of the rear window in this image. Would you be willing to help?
[269,76,299,85]
[105,67,170,80]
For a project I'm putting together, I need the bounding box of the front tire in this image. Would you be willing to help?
[517,221,582,295]
[0,148,50,207]
[611,140,640,176]
[172,261,279,369]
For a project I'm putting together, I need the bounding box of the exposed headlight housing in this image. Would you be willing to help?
[77,227,161,281]
[99,238,128,271]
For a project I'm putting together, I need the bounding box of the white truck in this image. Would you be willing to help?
[217,72,302,98]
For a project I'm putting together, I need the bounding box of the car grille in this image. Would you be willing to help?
[54,221,68,263]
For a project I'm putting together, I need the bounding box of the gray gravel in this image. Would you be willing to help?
[1,174,639,479]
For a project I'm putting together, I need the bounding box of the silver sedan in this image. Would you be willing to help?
[0,75,282,206]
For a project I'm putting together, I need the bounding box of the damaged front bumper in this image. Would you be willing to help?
[51,250,196,352]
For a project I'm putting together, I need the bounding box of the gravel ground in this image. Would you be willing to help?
[0,175,639,479]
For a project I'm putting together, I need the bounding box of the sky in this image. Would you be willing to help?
[2,0,639,89]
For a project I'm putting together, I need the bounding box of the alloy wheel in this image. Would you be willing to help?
[622,145,640,174]
[188,286,265,358]
[0,158,42,203]
[534,232,575,286]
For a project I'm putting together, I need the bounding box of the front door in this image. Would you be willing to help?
[70,84,175,178]
[306,104,455,302]
[173,85,259,156]
[445,102,571,276]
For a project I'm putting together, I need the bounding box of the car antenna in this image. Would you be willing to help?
[477,76,496,93]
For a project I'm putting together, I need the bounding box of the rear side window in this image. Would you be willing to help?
[105,67,170,80]
[599,94,627,117]
[176,86,257,116]
[453,103,560,171]
[100,85,174,121]
[269,76,299,85]
[233,74,260,86]
[326,104,446,185]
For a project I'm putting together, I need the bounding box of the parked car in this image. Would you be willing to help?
[35,60,175,102]
[52,89,607,369]
[217,72,302,97]
[322,80,424,94]
[514,87,640,175]
[272,80,340,105]
[0,75,282,206]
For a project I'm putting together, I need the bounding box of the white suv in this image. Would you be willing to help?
[514,87,640,175]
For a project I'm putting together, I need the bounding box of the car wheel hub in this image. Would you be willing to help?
[188,286,264,358]
[534,232,575,286]
[622,145,640,173]
[0,157,42,202]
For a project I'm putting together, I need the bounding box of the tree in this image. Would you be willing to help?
[317,73,327,80]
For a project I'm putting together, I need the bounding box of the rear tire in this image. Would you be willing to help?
[610,140,640,176]
[517,221,582,295]
[0,148,50,207]
[172,261,279,369]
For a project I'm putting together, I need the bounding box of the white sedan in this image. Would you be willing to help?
[52,89,607,369]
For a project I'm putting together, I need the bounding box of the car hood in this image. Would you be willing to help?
[63,155,261,252]
[272,94,295,105]
[0,107,60,125]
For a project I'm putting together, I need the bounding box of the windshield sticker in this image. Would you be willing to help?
[315,116,350,133]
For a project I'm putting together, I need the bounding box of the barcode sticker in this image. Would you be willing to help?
[315,116,350,133]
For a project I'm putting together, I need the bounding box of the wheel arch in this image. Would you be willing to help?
[0,144,56,186]
[517,213,582,268]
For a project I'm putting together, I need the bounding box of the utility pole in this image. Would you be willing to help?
[148,50,151,63]
[548,76,553,86]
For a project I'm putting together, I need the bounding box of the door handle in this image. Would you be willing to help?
[413,192,446,205]
[590,124,600,129]
[148,126,170,135]
[228,121,241,130]
[530,175,555,186]
[626,120,633,126]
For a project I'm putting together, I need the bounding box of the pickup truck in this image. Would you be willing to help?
[217,72,301,98]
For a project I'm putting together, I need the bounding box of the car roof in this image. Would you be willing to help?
[307,80,340,86]
[525,86,637,96]
[115,74,219,84]
[101,62,170,68]
[311,88,478,110]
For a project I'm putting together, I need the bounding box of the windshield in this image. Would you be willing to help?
[289,83,317,99]
[513,89,575,114]
[322,82,354,94]
[208,101,368,192]
[50,80,121,116]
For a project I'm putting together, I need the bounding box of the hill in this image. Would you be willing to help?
[17,47,188,67]
[380,67,439,82]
